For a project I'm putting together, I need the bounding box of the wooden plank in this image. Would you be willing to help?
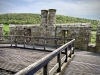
[61,55,66,65]
[49,63,59,75]
[67,50,71,57]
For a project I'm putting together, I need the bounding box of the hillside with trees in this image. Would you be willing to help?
[0,13,99,30]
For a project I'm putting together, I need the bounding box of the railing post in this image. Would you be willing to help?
[72,42,74,54]
[55,39,58,49]
[64,38,66,44]
[44,38,46,50]
[57,53,61,72]
[43,64,49,75]
[15,36,17,47]
[33,37,35,49]
[23,36,26,48]
[10,35,12,47]
[69,45,72,58]
[65,47,68,62]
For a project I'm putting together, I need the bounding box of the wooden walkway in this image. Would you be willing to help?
[0,48,50,74]
[0,44,100,75]
[0,36,75,75]
[63,50,100,75]
[0,45,59,75]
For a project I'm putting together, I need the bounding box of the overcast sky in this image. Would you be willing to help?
[0,0,100,20]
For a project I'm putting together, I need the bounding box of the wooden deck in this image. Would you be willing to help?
[1,44,100,75]
[0,47,51,74]
[0,44,60,75]
[0,36,75,75]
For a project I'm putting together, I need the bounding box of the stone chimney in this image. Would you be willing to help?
[48,9,56,26]
[40,10,48,26]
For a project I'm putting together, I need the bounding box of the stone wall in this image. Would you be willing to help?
[0,25,3,40]
[0,25,3,36]
[0,23,91,50]
[96,22,100,52]
[0,9,92,50]
[56,23,91,50]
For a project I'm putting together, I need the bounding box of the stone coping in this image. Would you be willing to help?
[0,23,91,27]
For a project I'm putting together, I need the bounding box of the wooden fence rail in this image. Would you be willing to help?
[0,35,73,50]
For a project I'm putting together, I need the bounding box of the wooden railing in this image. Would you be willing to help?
[0,35,73,50]
[0,35,75,75]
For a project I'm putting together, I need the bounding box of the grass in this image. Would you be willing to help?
[3,23,10,40]
[3,23,10,35]
[91,31,96,44]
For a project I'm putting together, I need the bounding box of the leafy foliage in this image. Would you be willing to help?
[0,13,99,30]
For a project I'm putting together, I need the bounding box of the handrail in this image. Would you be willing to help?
[14,39,75,75]
[0,35,73,49]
